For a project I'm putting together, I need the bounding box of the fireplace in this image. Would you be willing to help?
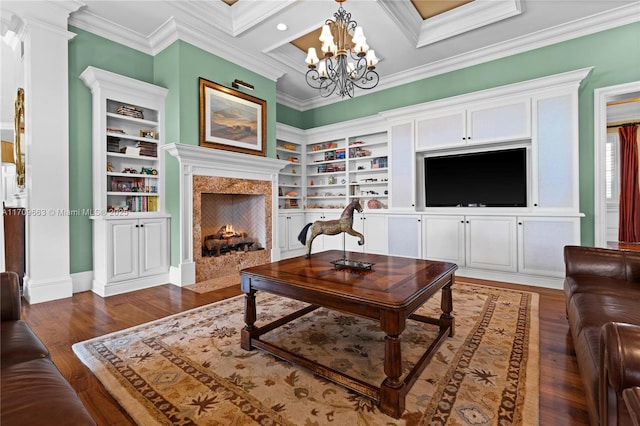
[200,193,266,257]
[193,176,272,283]
[164,143,287,288]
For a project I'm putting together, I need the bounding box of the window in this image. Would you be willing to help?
[605,133,619,203]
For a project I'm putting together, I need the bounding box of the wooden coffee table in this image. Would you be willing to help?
[240,250,457,418]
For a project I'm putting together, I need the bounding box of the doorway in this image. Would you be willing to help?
[594,82,640,247]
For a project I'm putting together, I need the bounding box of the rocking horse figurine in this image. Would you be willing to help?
[297,199,364,258]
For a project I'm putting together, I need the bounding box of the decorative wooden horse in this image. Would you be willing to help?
[297,199,364,258]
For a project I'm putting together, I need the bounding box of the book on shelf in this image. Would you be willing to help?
[116,105,144,119]
[137,141,157,157]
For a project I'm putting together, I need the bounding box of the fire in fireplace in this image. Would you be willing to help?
[202,224,264,257]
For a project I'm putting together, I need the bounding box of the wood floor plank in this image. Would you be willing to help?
[19,278,590,425]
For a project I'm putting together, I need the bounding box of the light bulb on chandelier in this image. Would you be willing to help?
[304,0,379,98]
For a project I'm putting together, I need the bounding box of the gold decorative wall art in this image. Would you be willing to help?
[14,88,25,189]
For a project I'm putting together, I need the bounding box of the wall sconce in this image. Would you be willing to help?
[232,79,254,91]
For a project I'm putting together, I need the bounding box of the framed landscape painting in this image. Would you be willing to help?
[199,78,266,156]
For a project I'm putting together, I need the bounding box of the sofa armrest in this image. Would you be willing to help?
[623,387,640,426]
[1,271,21,321]
[600,322,640,425]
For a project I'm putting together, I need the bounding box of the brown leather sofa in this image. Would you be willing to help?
[564,245,640,426]
[1,271,96,425]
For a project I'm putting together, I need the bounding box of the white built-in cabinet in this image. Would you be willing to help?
[276,68,591,288]
[517,216,580,277]
[278,213,306,258]
[80,66,170,297]
[387,215,422,258]
[389,122,416,210]
[415,97,530,151]
[422,215,518,272]
[345,213,387,254]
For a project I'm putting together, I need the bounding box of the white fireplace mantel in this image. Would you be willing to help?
[164,143,288,286]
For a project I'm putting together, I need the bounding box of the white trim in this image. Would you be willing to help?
[92,272,170,297]
[593,80,640,248]
[163,144,288,286]
[22,275,73,304]
[71,270,93,293]
[282,3,639,111]
[417,0,522,48]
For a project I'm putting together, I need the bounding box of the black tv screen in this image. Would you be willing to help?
[425,148,527,207]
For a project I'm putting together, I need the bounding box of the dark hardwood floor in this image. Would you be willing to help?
[19,277,589,425]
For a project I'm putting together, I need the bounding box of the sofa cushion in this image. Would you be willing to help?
[1,358,96,425]
[564,275,640,302]
[0,320,49,364]
[568,293,640,338]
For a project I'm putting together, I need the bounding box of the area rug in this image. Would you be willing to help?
[73,282,539,425]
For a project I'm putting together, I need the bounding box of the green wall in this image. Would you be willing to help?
[153,40,278,267]
[68,22,639,273]
[68,31,277,273]
[281,22,640,246]
[68,27,155,273]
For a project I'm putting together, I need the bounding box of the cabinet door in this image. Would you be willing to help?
[465,216,517,272]
[467,98,530,144]
[422,215,465,265]
[531,93,576,209]
[364,214,388,254]
[345,213,387,254]
[288,214,306,250]
[518,217,580,277]
[389,122,416,210]
[108,219,138,282]
[416,110,466,150]
[387,215,421,258]
[138,218,168,277]
[277,214,288,251]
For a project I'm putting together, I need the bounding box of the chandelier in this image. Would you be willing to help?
[304,0,379,98]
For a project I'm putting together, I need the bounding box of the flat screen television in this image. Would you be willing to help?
[424,148,527,207]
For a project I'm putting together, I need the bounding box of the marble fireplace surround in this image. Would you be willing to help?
[164,143,287,286]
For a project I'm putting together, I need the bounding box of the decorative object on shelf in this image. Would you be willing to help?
[199,78,266,156]
[304,0,379,98]
[139,130,157,139]
[14,88,25,189]
[367,198,381,209]
[140,167,157,175]
[297,198,364,258]
[106,162,113,172]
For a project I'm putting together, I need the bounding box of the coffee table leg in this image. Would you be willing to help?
[380,333,405,418]
[241,289,256,351]
[440,277,455,337]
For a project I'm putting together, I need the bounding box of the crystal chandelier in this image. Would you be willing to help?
[304,0,379,98]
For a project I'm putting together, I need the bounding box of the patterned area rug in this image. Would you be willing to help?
[73,282,539,425]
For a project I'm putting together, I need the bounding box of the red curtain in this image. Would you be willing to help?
[618,125,640,242]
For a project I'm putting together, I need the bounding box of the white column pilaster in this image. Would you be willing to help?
[2,1,82,303]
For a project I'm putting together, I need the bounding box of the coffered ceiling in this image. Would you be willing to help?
[52,0,640,109]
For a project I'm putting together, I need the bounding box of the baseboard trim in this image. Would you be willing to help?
[22,275,73,304]
[92,273,170,297]
[168,262,196,287]
[457,267,563,289]
[71,270,94,293]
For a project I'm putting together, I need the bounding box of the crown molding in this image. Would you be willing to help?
[417,0,522,47]
[276,90,306,111]
[281,3,640,111]
[69,10,153,54]
[149,17,285,82]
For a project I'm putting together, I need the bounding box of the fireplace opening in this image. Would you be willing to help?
[200,193,266,258]
[202,224,265,257]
